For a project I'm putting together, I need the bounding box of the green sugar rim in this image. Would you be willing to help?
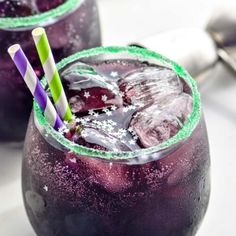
[0,0,81,29]
[34,46,202,160]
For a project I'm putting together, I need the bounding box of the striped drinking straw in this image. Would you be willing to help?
[32,27,73,122]
[8,44,64,130]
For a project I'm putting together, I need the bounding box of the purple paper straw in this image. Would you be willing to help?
[8,44,64,130]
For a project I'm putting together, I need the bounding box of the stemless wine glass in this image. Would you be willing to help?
[0,0,101,142]
[22,46,210,236]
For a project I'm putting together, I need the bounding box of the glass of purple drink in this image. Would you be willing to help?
[22,46,210,236]
[0,0,101,142]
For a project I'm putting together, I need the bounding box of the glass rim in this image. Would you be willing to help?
[0,0,81,29]
[34,46,202,160]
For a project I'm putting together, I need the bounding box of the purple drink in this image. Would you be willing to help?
[22,47,210,236]
[0,0,101,142]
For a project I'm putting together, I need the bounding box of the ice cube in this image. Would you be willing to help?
[64,120,133,152]
[130,93,193,148]
[61,62,120,94]
[81,127,132,152]
[61,62,122,113]
[130,107,181,148]
[158,93,193,123]
[119,67,183,107]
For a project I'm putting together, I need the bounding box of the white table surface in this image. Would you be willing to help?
[1,0,236,235]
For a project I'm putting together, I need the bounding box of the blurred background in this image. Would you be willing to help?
[100,0,231,45]
[0,0,236,235]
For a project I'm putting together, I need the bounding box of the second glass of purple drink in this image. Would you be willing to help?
[0,0,101,142]
[22,46,210,236]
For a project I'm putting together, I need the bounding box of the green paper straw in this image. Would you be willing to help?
[32,27,72,122]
